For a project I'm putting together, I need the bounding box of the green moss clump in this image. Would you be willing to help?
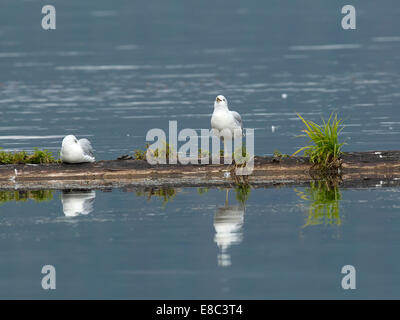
[133,145,148,161]
[133,142,176,161]
[273,150,290,159]
[133,142,249,164]
[27,148,58,164]
[0,148,59,165]
[198,148,209,158]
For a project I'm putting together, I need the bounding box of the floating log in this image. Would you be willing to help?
[0,151,400,190]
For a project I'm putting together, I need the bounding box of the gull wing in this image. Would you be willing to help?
[78,138,94,157]
[81,192,96,214]
[231,111,243,129]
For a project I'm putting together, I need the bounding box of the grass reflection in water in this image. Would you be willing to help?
[0,190,54,204]
[296,181,342,227]
[135,187,177,207]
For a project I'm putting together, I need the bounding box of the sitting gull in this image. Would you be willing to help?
[211,95,243,151]
[60,135,95,163]
[61,190,96,217]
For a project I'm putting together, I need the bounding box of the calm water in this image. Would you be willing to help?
[1,0,400,299]
[1,1,400,156]
[1,185,400,299]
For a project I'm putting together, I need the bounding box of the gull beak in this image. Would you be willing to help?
[216,97,222,102]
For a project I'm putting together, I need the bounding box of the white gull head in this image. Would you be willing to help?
[214,95,229,110]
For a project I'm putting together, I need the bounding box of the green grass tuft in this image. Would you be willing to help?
[292,113,345,169]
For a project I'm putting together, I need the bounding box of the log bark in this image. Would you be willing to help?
[0,151,399,190]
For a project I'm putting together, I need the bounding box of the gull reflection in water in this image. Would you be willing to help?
[61,190,96,217]
[214,189,245,267]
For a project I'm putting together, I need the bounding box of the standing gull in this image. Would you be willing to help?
[60,135,95,163]
[213,191,245,267]
[211,95,243,151]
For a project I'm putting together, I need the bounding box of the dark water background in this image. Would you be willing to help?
[1,0,400,157]
[1,0,400,299]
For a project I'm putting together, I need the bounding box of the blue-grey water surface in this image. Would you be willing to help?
[1,186,400,299]
[1,0,400,299]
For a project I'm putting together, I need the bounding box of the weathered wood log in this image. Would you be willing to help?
[0,151,400,190]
